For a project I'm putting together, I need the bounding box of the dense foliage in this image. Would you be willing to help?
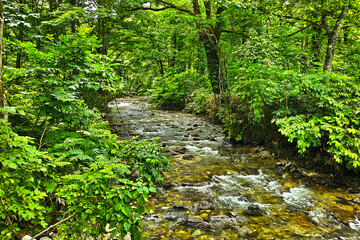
[0,0,360,239]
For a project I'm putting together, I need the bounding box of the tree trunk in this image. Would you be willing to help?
[16,29,23,68]
[311,25,322,67]
[323,35,337,73]
[0,0,7,121]
[192,0,227,94]
[157,59,164,76]
[171,33,176,68]
[201,32,223,94]
[322,6,349,73]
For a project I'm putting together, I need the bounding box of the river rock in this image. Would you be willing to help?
[209,136,216,141]
[182,154,195,160]
[161,182,178,189]
[243,204,264,216]
[210,215,236,230]
[22,236,33,240]
[250,147,272,158]
[173,146,186,154]
[298,178,316,187]
[301,170,322,178]
[238,226,259,238]
[275,160,292,168]
[186,216,210,230]
[195,201,213,210]
[171,204,190,211]
[143,128,158,132]
[164,211,187,224]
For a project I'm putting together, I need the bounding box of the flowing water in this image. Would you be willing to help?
[108,98,360,240]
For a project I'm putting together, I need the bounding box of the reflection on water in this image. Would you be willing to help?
[108,98,360,240]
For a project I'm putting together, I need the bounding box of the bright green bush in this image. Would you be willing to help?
[45,122,169,239]
[149,70,199,108]
[221,67,360,171]
[1,25,170,239]
[0,108,49,238]
[184,88,210,114]
[276,73,360,170]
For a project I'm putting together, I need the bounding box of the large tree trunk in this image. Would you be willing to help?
[322,6,349,73]
[0,0,7,121]
[192,0,227,94]
[201,32,223,94]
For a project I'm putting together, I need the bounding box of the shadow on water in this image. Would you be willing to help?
[108,98,360,240]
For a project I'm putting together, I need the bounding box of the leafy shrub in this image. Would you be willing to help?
[149,70,199,108]
[217,65,284,142]
[46,122,169,239]
[1,24,170,239]
[184,88,210,114]
[0,108,49,238]
[276,73,360,170]
[220,67,360,171]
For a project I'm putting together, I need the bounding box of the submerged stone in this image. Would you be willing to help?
[173,146,186,154]
[243,205,264,216]
[182,154,195,160]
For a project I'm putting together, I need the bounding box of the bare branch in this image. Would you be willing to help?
[33,211,77,239]
[0,197,13,229]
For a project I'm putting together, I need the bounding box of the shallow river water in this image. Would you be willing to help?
[108,98,360,240]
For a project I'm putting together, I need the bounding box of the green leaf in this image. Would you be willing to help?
[124,222,131,231]
[149,186,156,193]
[8,162,18,169]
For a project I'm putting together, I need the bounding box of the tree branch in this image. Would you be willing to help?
[331,5,349,35]
[321,14,330,35]
[154,0,195,16]
[0,197,13,230]
[131,6,174,12]
[33,211,77,239]
[271,25,310,39]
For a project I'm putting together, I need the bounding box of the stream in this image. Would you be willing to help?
[108,98,360,240]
